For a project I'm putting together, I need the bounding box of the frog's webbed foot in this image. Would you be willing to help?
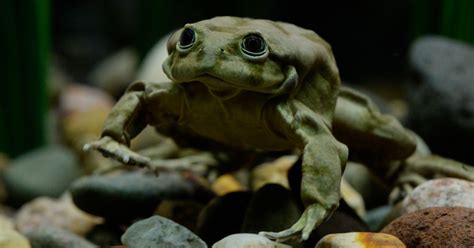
[259,204,327,242]
[84,136,151,168]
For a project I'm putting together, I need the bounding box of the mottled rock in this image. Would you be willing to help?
[197,191,253,246]
[25,226,96,248]
[0,228,31,248]
[2,145,82,206]
[212,174,243,196]
[251,155,297,191]
[402,178,474,214]
[241,184,301,234]
[70,171,204,222]
[382,207,474,247]
[408,36,474,163]
[121,215,206,248]
[315,232,406,248]
[212,233,290,248]
[15,194,103,235]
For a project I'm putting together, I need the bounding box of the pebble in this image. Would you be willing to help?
[197,191,253,245]
[408,36,474,163]
[315,232,406,248]
[382,207,474,247]
[401,178,474,214]
[15,194,103,236]
[2,145,82,207]
[251,155,297,191]
[241,184,301,234]
[121,215,207,248]
[70,171,204,222]
[155,199,205,232]
[212,233,290,248]
[24,226,96,248]
[211,174,244,196]
[0,229,31,248]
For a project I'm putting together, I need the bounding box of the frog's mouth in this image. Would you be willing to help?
[197,65,299,98]
[197,74,242,100]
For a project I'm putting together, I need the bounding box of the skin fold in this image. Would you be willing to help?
[85,16,474,241]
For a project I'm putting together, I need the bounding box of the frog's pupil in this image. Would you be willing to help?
[245,36,263,52]
[180,28,195,47]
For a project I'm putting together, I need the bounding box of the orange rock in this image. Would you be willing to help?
[315,232,406,248]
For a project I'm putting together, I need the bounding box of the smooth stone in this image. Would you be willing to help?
[85,223,123,247]
[212,233,290,248]
[25,226,96,248]
[155,200,205,233]
[364,205,393,231]
[241,184,301,234]
[408,36,474,163]
[197,191,253,246]
[15,194,103,236]
[315,232,406,248]
[251,155,298,191]
[121,215,206,248]
[401,178,474,214]
[88,48,138,98]
[0,229,31,248]
[2,145,82,207]
[340,177,366,218]
[211,174,243,196]
[70,171,204,222]
[342,162,390,209]
[382,207,474,247]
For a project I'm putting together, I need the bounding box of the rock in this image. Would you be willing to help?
[340,177,366,218]
[315,232,406,248]
[2,145,82,207]
[15,194,103,236]
[251,155,297,191]
[382,207,474,247]
[121,215,206,248]
[88,48,138,98]
[343,162,390,209]
[212,233,290,248]
[136,33,172,83]
[197,191,253,246]
[155,200,205,232]
[59,83,115,173]
[85,223,123,247]
[364,205,393,231]
[70,171,205,222]
[211,174,244,196]
[401,178,474,214]
[408,36,474,164]
[0,229,31,248]
[241,184,301,234]
[24,226,96,248]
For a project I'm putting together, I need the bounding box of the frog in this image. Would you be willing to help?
[84,16,474,241]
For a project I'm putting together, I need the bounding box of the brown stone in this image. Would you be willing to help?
[381,207,474,247]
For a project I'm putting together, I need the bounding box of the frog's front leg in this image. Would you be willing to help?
[84,81,181,169]
[260,101,348,241]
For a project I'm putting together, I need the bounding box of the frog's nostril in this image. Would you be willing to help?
[220,48,224,53]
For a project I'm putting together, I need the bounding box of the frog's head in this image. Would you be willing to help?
[163,16,339,98]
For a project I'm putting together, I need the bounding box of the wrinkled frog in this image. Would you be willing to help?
[85,17,474,241]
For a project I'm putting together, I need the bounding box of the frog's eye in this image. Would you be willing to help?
[241,34,268,58]
[177,27,196,52]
